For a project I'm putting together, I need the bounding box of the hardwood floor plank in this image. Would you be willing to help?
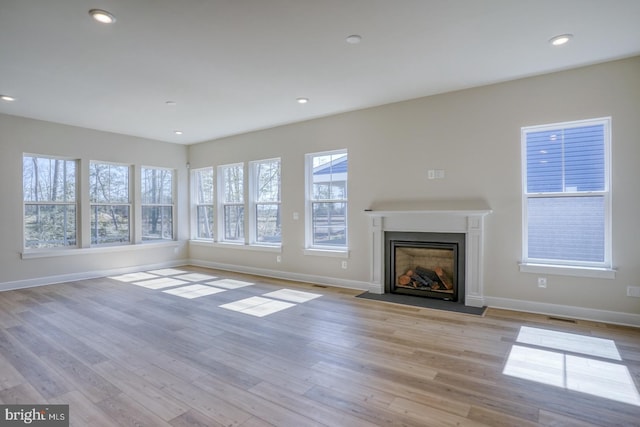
[0,382,45,404]
[168,408,227,427]
[0,329,70,399]
[0,266,638,427]
[50,390,119,427]
[91,360,189,422]
[249,380,380,427]
[95,393,174,427]
[17,310,109,365]
[193,374,325,427]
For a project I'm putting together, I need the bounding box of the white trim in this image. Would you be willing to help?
[485,296,640,328]
[248,157,282,246]
[519,262,616,279]
[140,166,176,241]
[189,239,281,253]
[364,204,491,306]
[21,241,181,259]
[217,162,245,244]
[305,149,348,251]
[0,259,188,292]
[189,258,373,292]
[521,117,612,269]
[190,166,215,240]
[303,248,349,258]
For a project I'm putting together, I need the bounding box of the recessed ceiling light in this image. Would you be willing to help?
[296,97,309,104]
[89,9,116,24]
[549,34,573,46]
[0,95,16,102]
[174,130,183,135]
[346,34,362,44]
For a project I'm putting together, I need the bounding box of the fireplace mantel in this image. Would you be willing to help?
[364,200,492,307]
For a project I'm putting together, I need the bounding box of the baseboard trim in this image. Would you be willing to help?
[188,258,376,293]
[484,296,640,328]
[0,259,189,292]
[3,260,636,328]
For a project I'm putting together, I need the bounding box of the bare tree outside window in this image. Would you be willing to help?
[219,163,244,242]
[90,162,130,245]
[23,155,77,248]
[193,167,214,239]
[252,158,281,244]
[141,167,174,241]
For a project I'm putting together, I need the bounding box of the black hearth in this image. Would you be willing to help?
[385,232,465,303]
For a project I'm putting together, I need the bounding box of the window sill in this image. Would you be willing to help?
[21,241,181,260]
[519,262,616,279]
[304,248,349,258]
[189,240,282,253]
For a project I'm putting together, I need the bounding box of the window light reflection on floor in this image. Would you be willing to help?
[503,327,640,406]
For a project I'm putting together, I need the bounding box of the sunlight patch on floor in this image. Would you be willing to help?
[517,326,621,360]
[162,284,226,299]
[503,327,640,406]
[146,268,189,276]
[263,288,323,303]
[207,279,254,289]
[132,277,189,289]
[109,272,158,282]
[109,269,321,310]
[220,296,296,317]
[175,273,219,282]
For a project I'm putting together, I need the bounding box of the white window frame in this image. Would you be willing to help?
[141,166,175,242]
[521,117,613,276]
[305,149,348,253]
[89,161,132,246]
[23,154,78,250]
[249,158,281,246]
[191,167,215,241]
[217,163,245,244]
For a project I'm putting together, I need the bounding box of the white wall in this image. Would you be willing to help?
[0,114,189,289]
[188,56,640,325]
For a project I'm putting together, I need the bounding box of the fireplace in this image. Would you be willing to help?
[386,232,465,302]
[364,200,491,307]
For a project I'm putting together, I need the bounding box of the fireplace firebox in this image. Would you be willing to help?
[385,232,465,302]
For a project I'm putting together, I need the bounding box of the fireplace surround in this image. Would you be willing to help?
[386,231,465,302]
[365,200,492,307]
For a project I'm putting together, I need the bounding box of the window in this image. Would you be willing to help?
[522,118,611,268]
[218,163,244,242]
[23,155,77,249]
[141,167,174,241]
[250,158,281,245]
[192,167,214,240]
[306,150,348,250]
[89,162,130,245]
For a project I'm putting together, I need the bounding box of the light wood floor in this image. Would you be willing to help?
[0,266,639,427]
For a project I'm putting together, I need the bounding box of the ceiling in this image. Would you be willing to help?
[1,1,639,145]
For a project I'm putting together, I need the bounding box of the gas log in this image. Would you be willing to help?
[397,266,453,292]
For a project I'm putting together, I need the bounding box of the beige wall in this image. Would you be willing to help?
[1,57,638,323]
[0,114,189,288]
[189,56,640,320]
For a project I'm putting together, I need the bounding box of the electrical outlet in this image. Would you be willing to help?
[627,286,640,297]
[276,255,282,263]
[537,277,547,288]
[427,169,436,180]
[341,260,348,269]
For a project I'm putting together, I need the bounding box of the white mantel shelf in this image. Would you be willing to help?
[364,200,492,308]
[364,199,493,217]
